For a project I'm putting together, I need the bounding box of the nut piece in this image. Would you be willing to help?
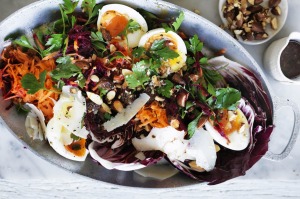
[106,90,116,101]
[170,119,180,129]
[113,100,124,113]
[255,32,268,40]
[271,6,281,16]
[271,17,278,30]
[197,115,208,128]
[189,161,206,172]
[251,22,264,33]
[101,103,112,114]
[247,5,263,13]
[90,75,100,83]
[215,144,221,152]
[176,89,189,107]
[269,0,281,8]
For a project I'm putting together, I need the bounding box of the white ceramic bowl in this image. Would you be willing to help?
[219,0,288,45]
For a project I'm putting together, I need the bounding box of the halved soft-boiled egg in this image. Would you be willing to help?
[205,108,250,151]
[46,86,89,161]
[97,4,148,48]
[138,28,187,73]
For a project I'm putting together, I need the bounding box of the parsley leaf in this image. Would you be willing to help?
[43,34,64,56]
[157,80,174,98]
[187,113,202,138]
[125,61,150,89]
[51,56,86,88]
[91,31,106,54]
[61,0,79,15]
[14,35,37,51]
[203,68,223,86]
[81,0,95,22]
[120,19,141,37]
[162,11,185,32]
[132,47,146,58]
[70,133,80,141]
[149,39,179,60]
[154,48,179,61]
[150,39,165,51]
[211,87,241,110]
[185,34,203,55]
[21,70,47,94]
[172,11,185,31]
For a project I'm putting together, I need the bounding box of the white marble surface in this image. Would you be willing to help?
[0,0,300,198]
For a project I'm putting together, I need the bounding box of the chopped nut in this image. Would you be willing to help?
[251,22,264,32]
[269,0,281,8]
[189,161,206,172]
[245,32,255,41]
[176,89,189,107]
[236,11,244,28]
[255,32,268,40]
[247,5,263,13]
[155,96,165,102]
[109,44,117,53]
[113,100,124,113]
[122,69,133,76]
[101,103,112,114]
[170,119,180,129]
[87,91,103,105]
[271,17,278,30]
[215,144,221,152]
[271,6,281,16]
[90,75,100,83]
[234,29,243,35]
[197,115,208,128]
[248,0,255,5]
[106,90,116,101]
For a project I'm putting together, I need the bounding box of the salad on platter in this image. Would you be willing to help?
[0,0,273,185]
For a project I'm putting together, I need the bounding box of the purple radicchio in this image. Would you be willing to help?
[170,56,274,185]
[85,100,164,171]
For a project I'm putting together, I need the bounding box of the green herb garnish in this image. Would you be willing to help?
[125,60,150,89]
[21,70,47,94]
[157,80,174,98]
[187,113,202,138]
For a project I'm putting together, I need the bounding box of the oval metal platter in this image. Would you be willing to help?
[0,0,274,188]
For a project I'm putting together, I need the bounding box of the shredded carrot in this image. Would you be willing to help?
[136,101,169,130]
[0,47,59,121]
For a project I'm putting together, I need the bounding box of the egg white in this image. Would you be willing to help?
[132,126,216,171]
[46,118,89,161]
[138,28,187,72]
[205,108,250,151]
[45,86,89,161]
[97,4,148,48]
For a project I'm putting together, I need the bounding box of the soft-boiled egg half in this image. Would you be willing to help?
[132,126,217,172]
[138,28,187,73]
[205,108,250,151]
[46,86,89,161]
[97,4,148,48]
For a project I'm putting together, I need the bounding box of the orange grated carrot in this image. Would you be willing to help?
[0,47,59,121]
[136,101,169,130]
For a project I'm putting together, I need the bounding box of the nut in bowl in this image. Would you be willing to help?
[219,0,288,45]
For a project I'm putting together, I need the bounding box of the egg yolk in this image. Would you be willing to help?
[65,139,86,157]
[101,11,128,37]
[217,110,244,136]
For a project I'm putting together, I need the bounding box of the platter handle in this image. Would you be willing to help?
[264,96,300,160]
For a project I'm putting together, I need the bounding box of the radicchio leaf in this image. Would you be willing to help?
[169,56,274,185]
[84,100,164,171]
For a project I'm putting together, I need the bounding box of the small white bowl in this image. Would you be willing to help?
[219,0,288,45]
[264,32,300,84]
